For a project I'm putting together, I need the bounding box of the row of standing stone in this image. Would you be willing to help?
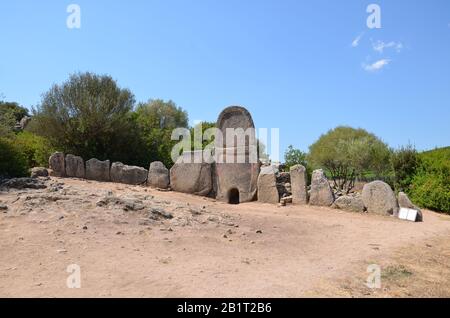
[257,164,422,220]
[48,152,170,189]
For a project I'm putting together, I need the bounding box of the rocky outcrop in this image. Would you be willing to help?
[257,166,279,204]
[0,178,47,189]
[110,162,148,185]
[332,195,365,213]
[147,161,170,189]
[362,181,399,216]
[290,165,308,205]
[30,167,49,178]
[65,154,85,178]
[49,152,65,177]
[85,159,110,182]
[309,169,335,206]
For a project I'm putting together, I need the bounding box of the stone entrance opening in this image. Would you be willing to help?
[228,188,240,204]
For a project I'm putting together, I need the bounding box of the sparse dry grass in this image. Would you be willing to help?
[314,235,450,297]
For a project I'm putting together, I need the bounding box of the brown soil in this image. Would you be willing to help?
[1,177,449,298]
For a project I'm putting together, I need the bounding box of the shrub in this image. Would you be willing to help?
[0,137,29,178]
[409,147,450,213]
[14,131,55,168]
[409,171,450,213]
[391,144,421,192]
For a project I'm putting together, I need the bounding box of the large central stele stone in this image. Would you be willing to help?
[214,106,260,204]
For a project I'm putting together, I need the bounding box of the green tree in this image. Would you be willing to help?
[391,144,421,192]
[0,101,29,137]
[190,121,216,150]
[308,126,391,193]
[134,99,189,168]
[30,72,137,163]
[0,101,29,122]
[284,145,307,170]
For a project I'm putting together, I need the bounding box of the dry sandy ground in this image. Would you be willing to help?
[0,177,449,298]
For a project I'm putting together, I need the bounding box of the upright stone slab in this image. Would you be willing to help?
[309,169,335,206]
[85,158,110,182]
[257,166,279,204]
[49,152,65,177]
[110,162,148,185]
[170,151,212,196]
[65,154,85,178]
[290,165,308,205]
[148,161,170,189]
[214,106,259,203]
[362,181,399,216]
[398,192,423,222]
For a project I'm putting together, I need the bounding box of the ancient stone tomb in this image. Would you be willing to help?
[44,105,422,221]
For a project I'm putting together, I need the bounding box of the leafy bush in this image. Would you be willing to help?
[15,131,55,168]
[308,126,391,193]
[0,137,29,178]
[409,172,449,213]
[134,99,189,168]
[391,144,421,192]
[409,147,450,213]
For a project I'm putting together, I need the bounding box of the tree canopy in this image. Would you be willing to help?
[134,99,189,167]
[30,72,137,163]
[308,126,391,192]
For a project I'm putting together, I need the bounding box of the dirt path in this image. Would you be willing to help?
[1,177,449,297]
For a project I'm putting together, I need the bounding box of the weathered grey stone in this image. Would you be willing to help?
[65,154,85,178]
[85,159,110,182]
[170,152,212,196]
[257,166,279,204]
[309,169,335,206]
[0,178,47,189]
[362,181,399,216]
[398,192,423,222]
[148,161,170,189]
[30,167,49,178]
[49,152,65,177]
[290,165,308,205]
[398,192,414,209]
[110,162,148,185]
[333,195,365,213]
[215,106,259,203]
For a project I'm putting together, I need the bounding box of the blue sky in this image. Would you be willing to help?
[1,0,449,155]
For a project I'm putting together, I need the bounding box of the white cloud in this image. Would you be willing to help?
[351,33,364,47]
[372,40,403,53]
[362,59,391,72]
